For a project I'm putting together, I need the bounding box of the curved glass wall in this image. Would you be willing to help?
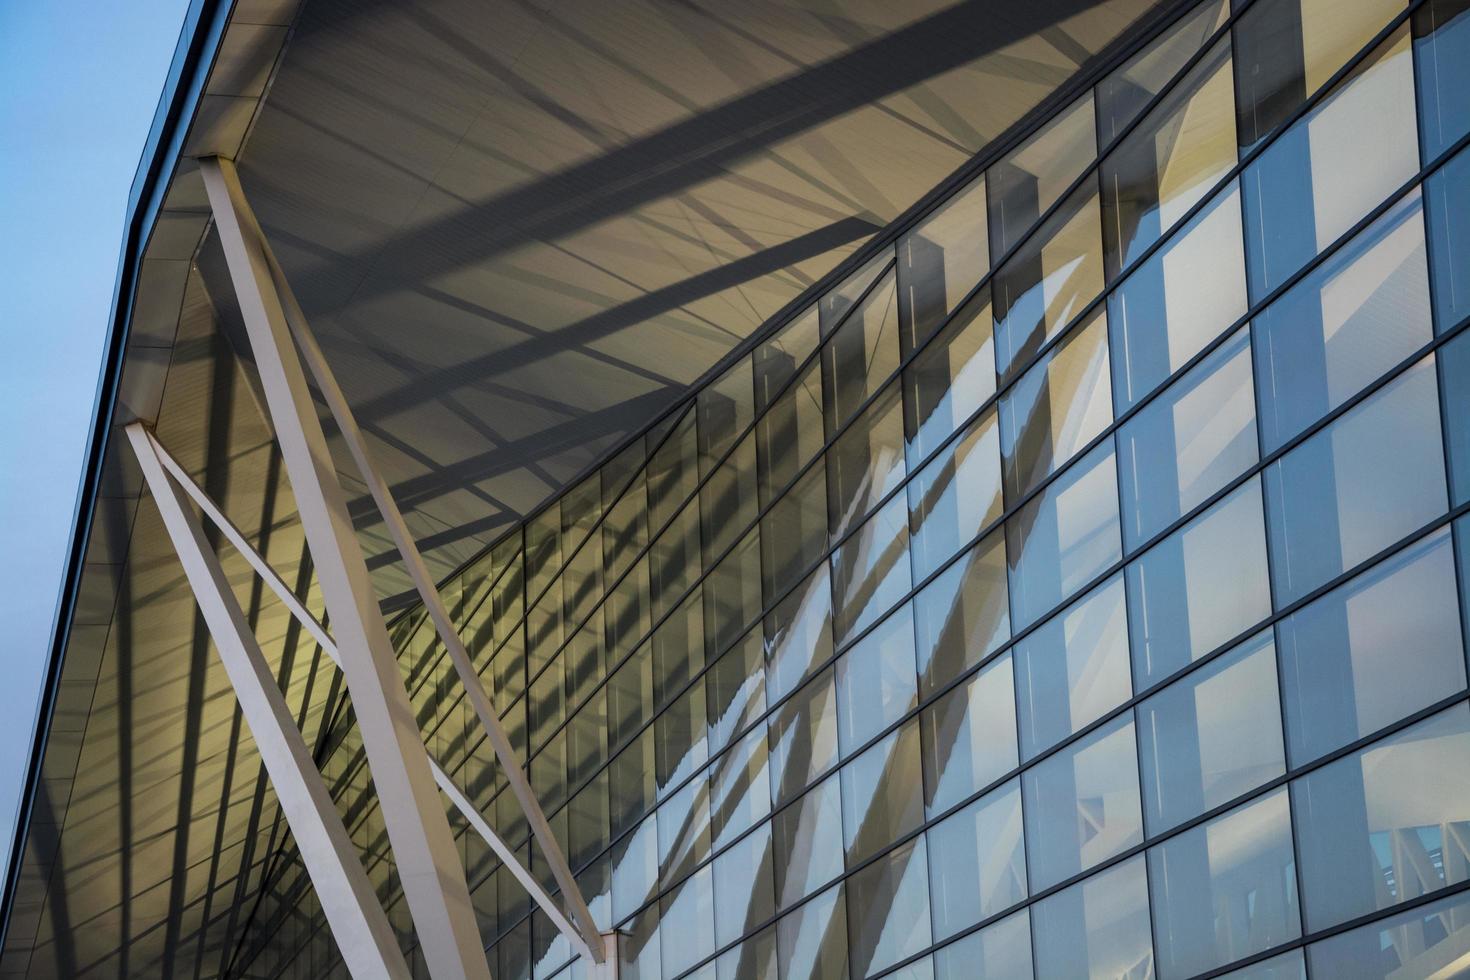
[243,0,1470,975]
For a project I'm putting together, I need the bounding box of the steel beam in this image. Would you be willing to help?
[199,156,492,980]
[142,429,589,961]
[125,424,412,980]
[258,197,604,960]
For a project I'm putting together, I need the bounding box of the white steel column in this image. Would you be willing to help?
[199,156,492,980]
[124,424,412,980]
[265,246,605,962]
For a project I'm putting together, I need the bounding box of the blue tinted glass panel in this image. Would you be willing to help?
[1414,0,1470,161]
[1426,143,1470,333]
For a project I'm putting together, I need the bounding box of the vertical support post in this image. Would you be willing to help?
[199,156,492,980]
[266,247,605,962]
[125,424,412,980]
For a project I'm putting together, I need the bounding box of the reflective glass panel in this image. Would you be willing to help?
[772,773,843,909]
[699,357,754,477]
[927,779,1027,939]
[1031,855,1154,980]
[1137,630,1286,834]
[1292,703,1470,930]
[828,383,906,542]
[1307,888,1470,978]
[824,265,900,433]
[1148,789,1302,978]
[1277,527,1466,765]
[933,909,1034,980]
[908,409,1002,582]
[1014,575,1131,760]
[921,652,1018,816]
[1117,325,1257,550]
[776,882,848,980]
[1109,182,1247,410]
[1000,308,1112,503]
[754,306,819,411]
[989,93,1097,258]
[768,667,838,805]
[1022,714,1144,890]
[1241,27,1419,300]
[1097,0,1230,145]
[832,494,912,646]
[1101,36,1236,280]
[1443,331,1470,507]
[1415,0,1470,160]
[1253,188,1431,452]
[847,837,932,978]
[994,181,1105,379]
[839,721,923,864]
[903,286,996,465]
[1265,356,1448,604]
[1427,143,1470,334]
[913,529,1010,697]
[763,563,833,705]
[836,604,918,757]
[756,357,823,507]
[1006,442,1122,631]
[1127,478,1272,687]
[899,177,989,350]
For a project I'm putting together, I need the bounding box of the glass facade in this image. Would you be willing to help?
[259,0,1470,975]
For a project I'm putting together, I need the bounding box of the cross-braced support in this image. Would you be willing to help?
[192,154,619,978]
[125,424,413,980]
[200,156,492,980]
[139,427,605,971]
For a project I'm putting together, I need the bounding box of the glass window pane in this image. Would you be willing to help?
[847,837,932,978]
[707,628,766,756]
[755,306,819,411]
[899,177,989,351]
[659,865,716,977]
[699,357,754,477]
[994,181,1105,379]
[908,409,1002,582]
[768,667,838,805]
[1242,27,1419,300]
[921,652,1018,816]
[1117,325,1257,550]
[1415,0,1470,160]
[839,721,923,865]
[1109,181,1248,410]
[914,529,1010,697]
[702,433,757,564]
[822,248,893,336]
[904,286,996,465]
[989,93,1097,259]
[776,882,848,980]
[1307,888,1470,978]
[1426,143,1470,334]
[1127,478,1272,687]
[824,265,900,433]
[756,357,823,507]
[648,406,699,532]
[1022,715,1144,891]
[1265,356,1448,604]
[1137,630,1286,834]
[1015,575,1131,760]
[927,779,1027,939]
[1442,331,1470,507]
[1101,36,1236,280]
[1031,855,1154,980]
[836,605,918,757]
[1278,527,1467,765]
[1293,703,1470,931]
[933,909,1034,980]
[704,527,762,656]
[1006,442,1122,631]
[713,822,774,947]
[772,773,843,909]
[1254,188,1432,452]
[761,463,827,602]
[828,383,906,542]
[832,494,912,646]
[1149,789,1302,979]
[1233,0,1406,150]
[651,498,702,620]
[763,563,833,706]
[1097,0,1230,145]
[709,725,771,851]
[1000,308,1112,503]
[1218,951,1306,980]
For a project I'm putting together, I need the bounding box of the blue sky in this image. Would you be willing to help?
[0,1,192,883]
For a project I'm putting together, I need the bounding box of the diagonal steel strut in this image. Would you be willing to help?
[141,427,595,962]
